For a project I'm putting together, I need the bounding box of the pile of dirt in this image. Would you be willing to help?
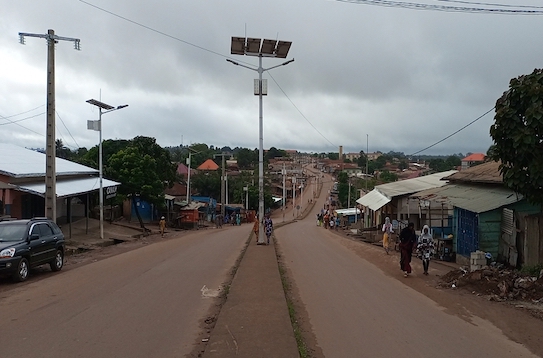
[439,267,543,303]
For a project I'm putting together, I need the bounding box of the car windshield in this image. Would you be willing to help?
[0,224,27,242]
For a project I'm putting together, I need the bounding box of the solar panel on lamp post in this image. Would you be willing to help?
[86,99,128,240]
[227,36,294,245]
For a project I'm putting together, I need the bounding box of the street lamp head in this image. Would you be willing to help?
[116,104,128,110]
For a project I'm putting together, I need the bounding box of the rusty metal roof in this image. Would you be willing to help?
[444,161,502,184]
[410,183,522,213]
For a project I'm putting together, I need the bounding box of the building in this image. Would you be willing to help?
[461,153,486,170]
[0,143,119,223]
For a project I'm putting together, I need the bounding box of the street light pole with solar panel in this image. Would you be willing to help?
[86,99,128,240]
[227,36,294,245]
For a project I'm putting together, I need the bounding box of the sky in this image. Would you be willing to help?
[2,0,543,157]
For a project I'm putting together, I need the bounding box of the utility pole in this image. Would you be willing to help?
[19,29,80,222]
[214,153,228,218]
[282,163,286,222]
[292,177,296,218]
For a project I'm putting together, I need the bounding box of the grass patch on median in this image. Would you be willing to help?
[277,247,310,358]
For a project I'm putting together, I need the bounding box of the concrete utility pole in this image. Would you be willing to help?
[19,29,80,222]
[214,153,229,218]
[282,163,286,222]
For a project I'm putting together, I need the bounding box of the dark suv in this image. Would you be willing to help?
[0,218,65,282]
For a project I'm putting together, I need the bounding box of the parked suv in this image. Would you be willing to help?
[0,218,65,282]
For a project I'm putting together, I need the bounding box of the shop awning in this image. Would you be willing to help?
[14,177,121,198]
[356,189,390,211]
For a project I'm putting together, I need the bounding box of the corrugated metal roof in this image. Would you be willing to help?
[376,170,457,198]
[335,208,360,216]
[444,160,502,184]
[356,189,391,211]
[15,177,120,198]
[410,184,523,213]
[0,143,98,178]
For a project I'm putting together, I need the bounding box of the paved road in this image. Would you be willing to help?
[0,225,249,358]
[276,179,538,357]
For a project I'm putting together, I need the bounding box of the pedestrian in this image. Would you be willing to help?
[329,215,335,230]
[316,213,320,226]
[399,222,416,277]
[236,213,241,226]
[253,217,259,242]
[335,216,340,230]
[382,217,394,255]
[264,215,273,245]
[159,216,166,237]
[417,225,435,275]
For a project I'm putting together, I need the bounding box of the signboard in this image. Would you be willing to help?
[105,185,118,199]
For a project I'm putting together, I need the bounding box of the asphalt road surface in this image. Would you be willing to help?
[0,225,249,358]
[276,176,538,357]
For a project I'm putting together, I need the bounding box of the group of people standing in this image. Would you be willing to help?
[316,209,340,230]
[382,218,435,277]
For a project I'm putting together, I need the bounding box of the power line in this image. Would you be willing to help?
[409,107,494,156]
[335,0,543,14]
[0,112,45,125]
[1,104,45,119]
[0,113,44,137]
[56,110,81,149]
[268,73,337,149]
[438,0,543,9]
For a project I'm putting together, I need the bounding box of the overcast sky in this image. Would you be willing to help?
[2,0,543,157]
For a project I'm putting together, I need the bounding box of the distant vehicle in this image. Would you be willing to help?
[0,218,65,282]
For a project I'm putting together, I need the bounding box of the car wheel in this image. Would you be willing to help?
[50,249,64,272]
[13,258,29,282]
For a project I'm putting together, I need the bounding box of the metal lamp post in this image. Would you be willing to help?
[86,99,128,240]
[228,36,293,244]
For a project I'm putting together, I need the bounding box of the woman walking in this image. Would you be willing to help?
[417,225,435,275]
[381,217,394,254]
[264,215,273,245]
[399,222,416,277]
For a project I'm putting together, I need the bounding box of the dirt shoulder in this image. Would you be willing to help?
[329,231,543,357]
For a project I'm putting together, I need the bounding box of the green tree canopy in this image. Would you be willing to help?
[490,68,543,205]
[107,136,177,207]
[236,148,258,169]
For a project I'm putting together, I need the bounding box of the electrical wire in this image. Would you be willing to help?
[55,110,80,149]
[0,113,44,137]
[0,112,45,125]
[268,73,337,148]
[408,107,494,156]
[335,0,543,14]
[438,0,543,9]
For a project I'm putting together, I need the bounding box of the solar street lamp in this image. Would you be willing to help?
[227,36,294,245]
[86,99,128,240]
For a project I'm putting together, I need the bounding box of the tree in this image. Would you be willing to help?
[379,170,398,183]
[337,172,349,207]
[107,137,177,232]
[490,68,543,205]
[236,148,257,169]
[356,151,367,168]
[265,147,286,162]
